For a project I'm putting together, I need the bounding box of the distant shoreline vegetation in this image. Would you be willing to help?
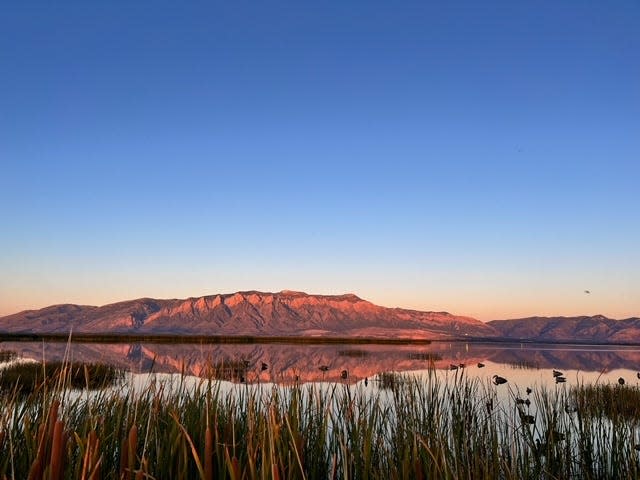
[0,333,434,345]
[2,332,640,347]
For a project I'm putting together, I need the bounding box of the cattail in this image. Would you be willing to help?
[27,420,48,480]
[272,464,281,480]
[82,430,101,480]
[48,400,60,435]
[49,420,65,480]
[414,459,424,480]
[119,436,129,478]
[128,425,138,480]
[204,426,213,480]
[27,458,43,480]
[231,456,240,480]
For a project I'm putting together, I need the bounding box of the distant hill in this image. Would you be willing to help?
[0,290,497,340]
[488,315,640,343]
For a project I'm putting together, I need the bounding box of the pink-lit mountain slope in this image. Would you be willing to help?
[488,315,640,343]
[0,290,497,339]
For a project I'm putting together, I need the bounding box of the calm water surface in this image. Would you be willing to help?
[2,340,640,392]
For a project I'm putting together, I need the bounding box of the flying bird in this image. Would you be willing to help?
[584,290,591,294]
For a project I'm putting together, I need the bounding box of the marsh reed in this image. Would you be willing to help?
[1,363,640,479]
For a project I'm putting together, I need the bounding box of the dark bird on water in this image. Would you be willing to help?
[261,362,268,371]
[618,377,625,385]
[520,414,535,425]
[492,375,508,385]
[555,376,567,384]
[319,365,329,372]
[477,363,485,368]
[553,370,563,378]
[450,364,459,370]
[526,387,532,395]
[341,370,348,379]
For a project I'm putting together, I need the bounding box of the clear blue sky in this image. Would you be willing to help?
[1,1,638,320]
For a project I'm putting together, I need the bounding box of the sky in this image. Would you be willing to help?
[1,1,638,321]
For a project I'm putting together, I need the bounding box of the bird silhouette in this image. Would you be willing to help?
[618,377,625,385]
[552,370,563,378]
[477,363,485,368]
[584,290,591,294]
[526,387,532,395]
[450,364,459,370]
[341,370,348,379]
[492,375,507,385]
[319,365,329,372]
[520,414,535,425]
[555,376,567,384]
[261,362,268,371]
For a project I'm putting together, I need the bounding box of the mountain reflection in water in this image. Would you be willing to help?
[2,341,640,387]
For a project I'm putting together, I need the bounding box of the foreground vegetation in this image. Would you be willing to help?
[0,365,640,479]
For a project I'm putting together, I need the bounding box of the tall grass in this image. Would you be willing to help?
[0,365,639,479]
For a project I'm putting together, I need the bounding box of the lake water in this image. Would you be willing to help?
[2,340,640,391]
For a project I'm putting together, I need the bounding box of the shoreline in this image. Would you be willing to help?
[2,332,640,348]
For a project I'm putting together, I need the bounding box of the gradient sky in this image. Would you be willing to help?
[1,1,638,320]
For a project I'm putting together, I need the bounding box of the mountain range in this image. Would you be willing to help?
[0,290,638,343]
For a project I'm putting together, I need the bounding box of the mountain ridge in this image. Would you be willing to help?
[0,290,496,340]
[488,315,640,343]
[2,292,638,343]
